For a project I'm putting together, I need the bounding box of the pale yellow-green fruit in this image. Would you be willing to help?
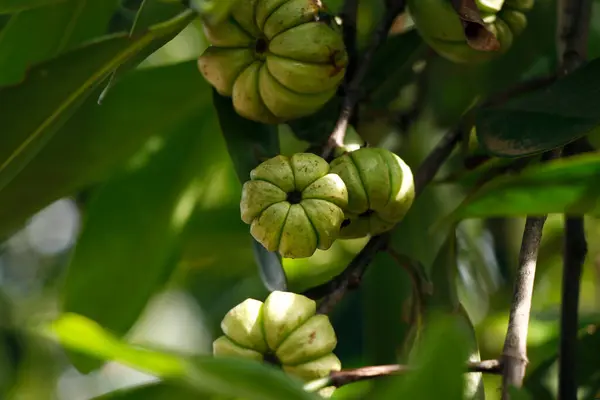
[329,148,415,239]
[213,291,342,390]
[198,0,348,124]
[240,153,348,259]
[408,0,532,63]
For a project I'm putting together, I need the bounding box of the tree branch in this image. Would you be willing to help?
[322,0,407,159]
[555,0,593,397]
[500,217,547,398]
[306,128,461,313]
[304,360,502,392]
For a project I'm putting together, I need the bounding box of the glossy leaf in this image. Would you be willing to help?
[0,0,120,85]
[212,90,286,292]
[0,0,64,13]
[45,313,319,400]
[477,58,600,157]
[61,86,216,372]
[447,153,600,221]
[0,10,195,201]
[253,239,287,292]
[0,61,209,240]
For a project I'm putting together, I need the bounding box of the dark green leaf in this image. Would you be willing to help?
[61,85,215,372]
[212,90,286,292]
[0,0,120,85]
[0,0,64,13]
[365,29,428,109]
[0,10,195,200]
[46,313,319,400]
[286,96,342,144]
[477,58,600,157]
[252,239,287,292]
[0,60,209,240]
[446,153,600,222]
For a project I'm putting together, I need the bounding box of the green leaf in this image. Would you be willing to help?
[286,96,342,144]
[365,29,428,109]
[92,382,205,400]
[0,0,64,13]
[253,239,287,292]
[61,86,216,372]
[0,60,209,240]
[0,0,120,85]
[372,316,470,399]
[477,58,600,157]
[0,10,195,201]
[44,313,319,400]
[212,90,287,292]
[446,153,600,222]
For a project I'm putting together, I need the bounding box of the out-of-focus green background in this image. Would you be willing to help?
[1,0,600,399]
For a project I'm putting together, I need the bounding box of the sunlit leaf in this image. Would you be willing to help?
[44,313,319,400]
[62,84,215,372]
[446,153,600,221]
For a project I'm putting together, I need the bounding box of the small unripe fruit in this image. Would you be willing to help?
[213,291,341,394]
[240,153,348,259]
[198,0,348,123]
[329,148,415,239]
[408,0,532,63]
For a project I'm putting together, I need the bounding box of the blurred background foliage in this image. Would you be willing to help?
[0,0,600,399]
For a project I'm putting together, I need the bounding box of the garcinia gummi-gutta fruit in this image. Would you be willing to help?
[408,0,533,63]
[213,291,341,396]
[240,153,348,259]
[329,148,415,239]
[198,0,348,124]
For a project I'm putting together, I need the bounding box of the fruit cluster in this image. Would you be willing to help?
[240,149,415,259]
[408,0,534,63]
[214,291,340,397]
[198,0,348,124]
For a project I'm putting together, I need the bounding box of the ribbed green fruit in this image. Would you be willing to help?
[241,153,348,259]
[213,291,341,397]
[408,0,533,63]
[329,148,415,239]
[198,0,348,124]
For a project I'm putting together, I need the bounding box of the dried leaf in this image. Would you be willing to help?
[451,0,501,52]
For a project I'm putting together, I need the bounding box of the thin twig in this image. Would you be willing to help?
[555,0,593,397]
[306,128,461,312]
[303,360,502,392]
[322,0,407,159]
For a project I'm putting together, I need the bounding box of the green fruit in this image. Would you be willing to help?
[329,148,415,239]
[240,153,348,259]
[213,291,341,391]
[198,0,348,124]
[408,0,533,63]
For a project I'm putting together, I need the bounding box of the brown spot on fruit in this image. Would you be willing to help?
[308,331,316,344]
